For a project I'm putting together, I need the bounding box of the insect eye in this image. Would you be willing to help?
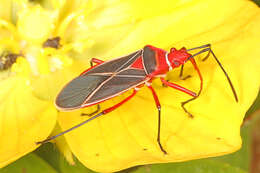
[170,48,176,52]
[173,60,180,66]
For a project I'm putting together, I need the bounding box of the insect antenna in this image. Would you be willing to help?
[187,47,238,102]
[36,111,104,145]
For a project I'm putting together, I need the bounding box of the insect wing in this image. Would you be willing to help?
[56,49,144,110]
[56,75,110,110]
[82,50,143,75]
[85,68,147,105]
[142,46,157,75]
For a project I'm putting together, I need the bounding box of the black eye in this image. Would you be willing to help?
[173,61,180,66]
[170,48,176,52]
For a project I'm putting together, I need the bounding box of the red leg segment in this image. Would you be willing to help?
[160,77,197,97]
[189,58,203,95]
[103,89,137,114]
[188,46,238,102]
[147,84,167,154]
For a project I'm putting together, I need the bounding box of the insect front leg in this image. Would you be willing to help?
[160,77,197,118]
[179,64,191,80]
[90,58,104,67]
[181,58,203,118]
[162,65,191,88]
[181,45,238,118]
[180,44,212,80]
[146,83,167,155]
[187,45,238,102]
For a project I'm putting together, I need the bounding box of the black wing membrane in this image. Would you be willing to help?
[86,68,146,104]
[56,49,147,110]
[56,75,110,109]
[142,46,157,75]
[83,50,142,75]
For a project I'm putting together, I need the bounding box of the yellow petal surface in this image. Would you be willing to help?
[55,0,260,172]
[0,0,80,168]
[28,41,88,99]
[17,6,56,44]
[0,76,57,168]
[0,0,12,21]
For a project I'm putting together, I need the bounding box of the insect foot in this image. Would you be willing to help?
[181,102,194,118]
[179,75,192,80]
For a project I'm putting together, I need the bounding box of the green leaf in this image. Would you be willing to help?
[252,0,260,6]
[35,143,95,173]
[245,91,260,117]
[131,160,247,173]
[209,125,251,170]
[58,157,95,173]
[0,153,57,173]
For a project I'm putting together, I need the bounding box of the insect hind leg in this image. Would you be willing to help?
[81,104,100,116]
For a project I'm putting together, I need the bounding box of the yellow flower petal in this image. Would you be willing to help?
[30,56,86,100]
[11,57,31,76]
[56,0,260,172]
[51,0,66,10]
[0,0,12,21]
[17,6,56,43]
[0,76,57,168]
[0,0,80,168]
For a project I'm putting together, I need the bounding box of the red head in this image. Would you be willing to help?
[166,47,192,69]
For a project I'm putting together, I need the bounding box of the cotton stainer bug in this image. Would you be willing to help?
[36,44,238,154]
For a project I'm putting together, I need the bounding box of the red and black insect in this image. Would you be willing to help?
[37,44,238,154]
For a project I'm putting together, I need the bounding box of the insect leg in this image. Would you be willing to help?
[81,104,100,116]
[36,89,138,145]
[146,84,167,154]
[162,65,191,87]
[179,64,191,80]
[102,89,138,114]
[181,58,203,118]
[178,44,211,83]
[160,77,197,97]
[90,58,104,67]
